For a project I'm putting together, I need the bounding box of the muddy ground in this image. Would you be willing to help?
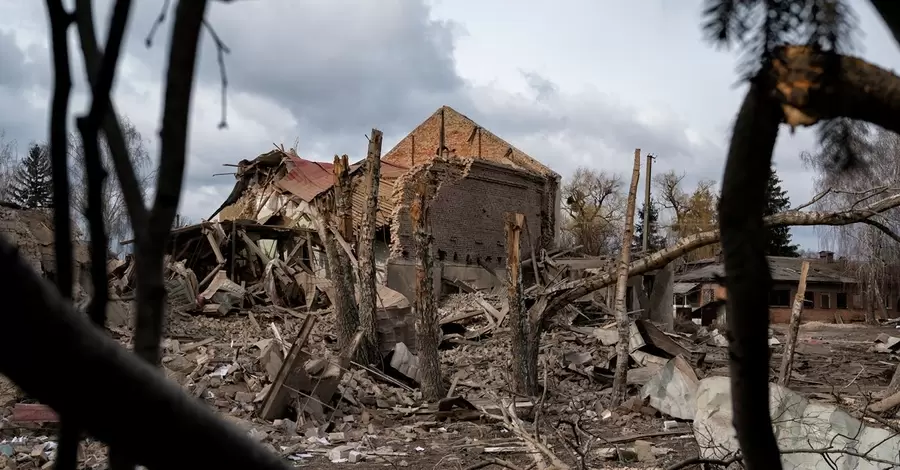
[2,315,899,470]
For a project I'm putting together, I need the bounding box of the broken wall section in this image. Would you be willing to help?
[0,204,91,297]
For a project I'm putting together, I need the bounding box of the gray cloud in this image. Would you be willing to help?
[0,0,854,250]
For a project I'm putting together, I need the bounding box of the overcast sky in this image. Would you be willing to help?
[1,0,899,250]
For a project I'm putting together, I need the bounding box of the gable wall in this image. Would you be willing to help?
[392,162,544,268]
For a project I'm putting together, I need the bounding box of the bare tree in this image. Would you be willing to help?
[69,116,155,250]
[655,170,719,260]
[805,127,900,324]
[561,167,624,255]
[0,130,18,200]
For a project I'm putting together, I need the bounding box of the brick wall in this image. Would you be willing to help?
[383,106,560,250]
[769,307,866,323]
[382,106,554,177]
[393,161,545,268]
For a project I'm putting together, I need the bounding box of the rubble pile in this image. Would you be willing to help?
[6,219,900,468]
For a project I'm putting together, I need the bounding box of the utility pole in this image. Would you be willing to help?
[641,153,656,253]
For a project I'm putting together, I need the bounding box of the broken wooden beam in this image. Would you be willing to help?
[259,314,317,420]
[12,403,59,423]
[778,261,810,387]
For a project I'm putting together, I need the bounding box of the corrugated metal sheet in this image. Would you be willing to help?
[673,282,699,295]
[349,161,409,228]
[259,152,411,228]
[675,256,858,284]
[275,156,336,202]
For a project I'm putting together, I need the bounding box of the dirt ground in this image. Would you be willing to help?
[3,317,900,470]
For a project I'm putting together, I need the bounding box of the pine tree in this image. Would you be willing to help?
[9,143,53,209]
[633,198,665,252]
[764,166,800,257]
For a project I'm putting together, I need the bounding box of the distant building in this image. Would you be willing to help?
[674,251,885,324]
[212,105,562,302]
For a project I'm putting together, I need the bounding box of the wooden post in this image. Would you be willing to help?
[328,155,359,350]
[507,213,537,396]
[642,153,653,253]
[411,176,444,401]
[611,149,642,407]
[357,129,383,365]
[778,260,809,386]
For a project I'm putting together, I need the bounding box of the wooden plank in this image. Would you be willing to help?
[440,308,482,325]
[635,319,690,359]
[779,261,810,386]
[259,314,317,420]
[473,297,502,322]
[442,277,476,293]
[12,403,59,423]
[238,230,271,266]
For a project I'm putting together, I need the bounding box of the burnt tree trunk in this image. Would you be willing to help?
[356,130,383,365]
[610,149,641,407]
[411,177,444,401]
[330,154,359,350]
[507,213,538,396]
[778,260,809,386]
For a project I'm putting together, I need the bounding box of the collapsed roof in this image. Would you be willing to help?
[676,256,858,285]
[209,105,559,232]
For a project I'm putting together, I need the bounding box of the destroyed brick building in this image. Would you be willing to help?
[210,106,562,302]
[0,202,91,296]
[674,251,884,323]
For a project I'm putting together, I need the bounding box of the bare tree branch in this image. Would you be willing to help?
[0,238,292,470]
[132,0,208,368]
[66,2,135,469]
[74,0,149,235]
[43,0,74,301]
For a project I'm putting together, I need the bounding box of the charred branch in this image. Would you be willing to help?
[133,0,208,368]
[770,45,900,135]
[0,239,291,470]
[44,0,74,300]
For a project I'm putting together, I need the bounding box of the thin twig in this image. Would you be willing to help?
[43,2,77,467]
[201,19,230,129]
[791,188,832,211]
[43,0,74,301]
[144,0,171,47]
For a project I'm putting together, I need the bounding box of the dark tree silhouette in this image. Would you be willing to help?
[633,198,665,252]
[10,143,53,209]
[764,167,800,257]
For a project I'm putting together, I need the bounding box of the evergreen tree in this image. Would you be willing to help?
[633,198,666,252]
[9,143,53,209]
[764,166,800,257]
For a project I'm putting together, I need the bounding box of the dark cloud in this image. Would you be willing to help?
[0,0,826,249]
